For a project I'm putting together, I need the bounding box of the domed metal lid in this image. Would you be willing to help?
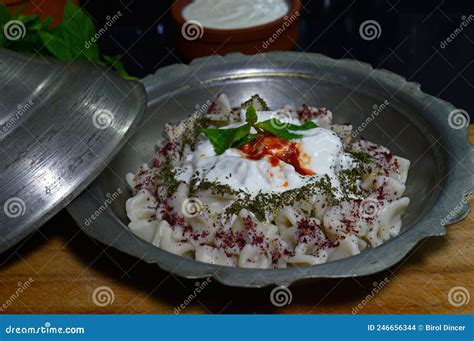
[0,49,146,252]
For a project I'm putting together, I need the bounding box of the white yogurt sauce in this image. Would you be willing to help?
[175,110,354,197]
[182,0,290,30]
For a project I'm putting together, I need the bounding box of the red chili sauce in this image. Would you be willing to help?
[238,134,314,176]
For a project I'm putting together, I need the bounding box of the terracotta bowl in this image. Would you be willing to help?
[3,0,78,26]
[171,0,301,60]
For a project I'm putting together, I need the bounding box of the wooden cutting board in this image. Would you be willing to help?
[0,127,472,314]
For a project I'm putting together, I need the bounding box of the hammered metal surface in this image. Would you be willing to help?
[0,49,147,253]
[67,52,473,288]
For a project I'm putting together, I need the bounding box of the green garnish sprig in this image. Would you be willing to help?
[0,0,135,79]
[200,105,317,155]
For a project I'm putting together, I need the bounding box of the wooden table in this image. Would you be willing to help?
[0,128,472,314]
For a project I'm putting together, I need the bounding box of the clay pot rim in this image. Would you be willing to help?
[171,0,302,41]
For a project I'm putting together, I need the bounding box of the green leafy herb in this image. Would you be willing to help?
[200,124,251,155]
[232,133,258,148]
[245,105,258,125]
[200,105,318,154]
[255,119,303,140]
[286,121,317,131]
[0,8,52,53]
[0,0,134,79]
[40,0,99,61]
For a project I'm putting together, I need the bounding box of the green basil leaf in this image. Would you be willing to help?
[286,121,317,131]
[200,124,251,155]
[245,105,257,125]
[232,133,258,148]
[1,1,134,79]
[39,29,74,60]
[1,8,52,51]
[255,119,302,140]
[40,0,99,62]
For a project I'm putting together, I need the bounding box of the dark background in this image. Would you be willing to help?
[83,0,474,120]
[0,0,472,314]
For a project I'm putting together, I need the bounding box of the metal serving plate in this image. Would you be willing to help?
[67,52,473,288]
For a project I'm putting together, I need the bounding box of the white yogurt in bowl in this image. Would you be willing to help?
[182,0,290,30]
